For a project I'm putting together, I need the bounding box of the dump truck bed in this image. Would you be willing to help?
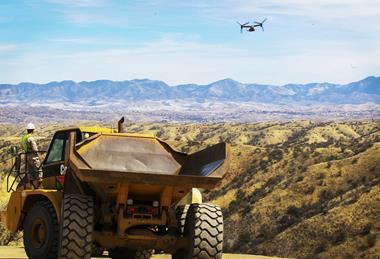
[68,133,228,189]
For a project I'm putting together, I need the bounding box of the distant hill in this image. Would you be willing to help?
[1,76,379,104]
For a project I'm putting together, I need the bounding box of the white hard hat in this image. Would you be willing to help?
[27,123,36,130]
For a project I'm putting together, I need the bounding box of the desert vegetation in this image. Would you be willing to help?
[0,120,379,258]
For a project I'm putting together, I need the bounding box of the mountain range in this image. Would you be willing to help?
[0,76,379,105]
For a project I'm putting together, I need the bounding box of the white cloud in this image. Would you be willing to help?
[0,44,18,52]
[45,0,108,8]
[60,10,120,26]
[185,0,380,20]
[49,37,123,46]
[45,0,124,26]
[1,37,378,85]
[1,1,378,85]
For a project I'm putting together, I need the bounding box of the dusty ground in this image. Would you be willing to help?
[0,246,281,259]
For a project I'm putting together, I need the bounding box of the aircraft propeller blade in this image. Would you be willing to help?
[237,21,250,33]
[254,18,267,25]
[253,18,266,31]
[237,21,249,26]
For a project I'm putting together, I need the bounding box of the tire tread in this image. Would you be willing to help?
[59,194,93,259]
[174,203,223,259]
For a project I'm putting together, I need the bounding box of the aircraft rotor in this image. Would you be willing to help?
[254,18,267,31]
[236,21,249,33]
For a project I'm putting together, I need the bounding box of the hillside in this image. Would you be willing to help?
[0,120,379,258]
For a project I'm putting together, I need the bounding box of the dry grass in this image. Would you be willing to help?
[0,120,379,258]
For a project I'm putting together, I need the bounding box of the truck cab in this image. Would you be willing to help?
[14,127,117,190]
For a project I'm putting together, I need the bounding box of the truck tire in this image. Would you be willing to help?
[58,194,94,259]
[173,204,223,259]
[23,200,59,259]
[176,205,189,235]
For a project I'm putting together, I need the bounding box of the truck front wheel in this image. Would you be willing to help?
[173,203,223,259]
[23,200,59,259]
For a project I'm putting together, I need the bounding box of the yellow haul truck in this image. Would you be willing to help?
[1,118,228,259]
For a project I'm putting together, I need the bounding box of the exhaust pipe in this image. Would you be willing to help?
[118,117,125,133]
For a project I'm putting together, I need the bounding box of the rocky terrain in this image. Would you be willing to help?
[0,120,379,258]
[1,101,379,124]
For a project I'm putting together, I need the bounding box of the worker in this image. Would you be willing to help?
[20,123,42,187]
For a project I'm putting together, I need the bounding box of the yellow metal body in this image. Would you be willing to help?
[60,126,154,139]
[68,126,117,134]
[2,184,196,236]
[2,124,228,253]
[176,188,203,207]
[4,188,62,232]
[67,132,227,188]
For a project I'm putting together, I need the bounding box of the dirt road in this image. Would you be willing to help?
[0,246,280,259]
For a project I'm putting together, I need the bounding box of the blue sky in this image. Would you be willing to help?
[0,0,379,85]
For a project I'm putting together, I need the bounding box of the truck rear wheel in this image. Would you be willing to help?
[173,203,223,259]
[58,194,94,259]
[23,200,59,259]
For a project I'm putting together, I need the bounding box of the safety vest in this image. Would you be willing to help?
[20,133,32,152]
